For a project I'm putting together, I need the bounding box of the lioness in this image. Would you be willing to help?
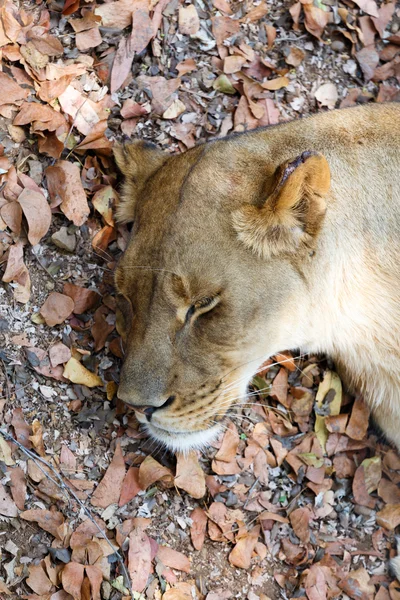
[114,103,400,453]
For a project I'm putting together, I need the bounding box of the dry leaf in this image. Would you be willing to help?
[0,71,29,106]
[49,343,71,368]
[63,357,103,388]
[346,396,369,440]
[95,0,136,29]
[289,507,311,543]
[62,283,101,314]
[338,567,375,600]
[211,16,240,47]
[119,467,142,506]
[190,507,207,551]
[9,466,26,510]
[228,525,260,569]
[27,563,53,595]
[62,562,85,600]
[138,456,174,490]
[157,546,191,573]
[285,46,305,66]
[137,75,181,115]
[175,451,206,499]
[17,189,51,245]
[179,5,200,35]
[352,0,379,18]
[305,564,328,600]
[356,47,380,81]
[46,161,90,226]
[2,240,31,303]
[91,442,126,508]
[303,3,330,40]
[11,408,32,448]
[128,528,152,592]
[92,186,118,227]
[40,292,74,326]
[0,483,18,517]
[85,565,102,600]
[58,86,101,136]
[21,509,64,538]
[376,504,400,530]
[29,419,46,457]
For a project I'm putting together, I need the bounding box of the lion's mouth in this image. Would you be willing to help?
[145,421,222,452]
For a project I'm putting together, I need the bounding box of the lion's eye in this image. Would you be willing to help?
[186,296,220,322]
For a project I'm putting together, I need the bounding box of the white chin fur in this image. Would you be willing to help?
[145,422,223,453]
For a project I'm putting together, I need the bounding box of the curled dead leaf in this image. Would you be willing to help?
[40,292,74,327]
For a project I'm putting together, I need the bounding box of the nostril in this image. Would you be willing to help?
[141,396,176,422]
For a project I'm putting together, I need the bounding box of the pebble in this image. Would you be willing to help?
[354,504,374,517]
[331,40,345,52]
[51,227,77,253]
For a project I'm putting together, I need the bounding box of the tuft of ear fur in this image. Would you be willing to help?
[113,140,168,224]
[232,151,331,259]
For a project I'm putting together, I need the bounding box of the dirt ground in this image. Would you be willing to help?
[1,0,400,598]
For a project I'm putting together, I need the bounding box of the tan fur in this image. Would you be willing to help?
[114,103,400,452]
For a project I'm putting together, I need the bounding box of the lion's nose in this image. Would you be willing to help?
[128,396,175,421]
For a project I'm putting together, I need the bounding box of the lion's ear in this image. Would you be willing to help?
[113,141,168,224]
[232,151,331,259]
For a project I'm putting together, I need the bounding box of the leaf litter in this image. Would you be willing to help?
[0,0,399,598]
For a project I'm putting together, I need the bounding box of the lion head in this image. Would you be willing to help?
[114,132,330,451]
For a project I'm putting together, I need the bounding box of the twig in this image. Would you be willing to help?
[0,357,11,402]
[0,429,134,599]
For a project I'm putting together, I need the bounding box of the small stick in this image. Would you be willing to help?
[0,429,134,599]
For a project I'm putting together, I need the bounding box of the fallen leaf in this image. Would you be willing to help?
[128,528,152,592]
[21,509,64,538]
[265,24,276,49]
[61,563,85,600]
[179,5,200,35]
[58,86,103,136]
[91,305,115,351]
[62,283,101,314]
[241,2,268,23]
[289,507,311,543]
[176,58,197,76]
[91,442,126,508]
[338,567,375,600]
[314,82,338,109]
[0,483,18,517]
[157,546,191,573]
[0,71,29,106]
[26,563,53,595]
[138,455,174,490]
[229,525,260,569]
[305,564,328,600]
[2,240,31,303]
[11,408,32,448]
[214,421,239,462]
[30,34,64,57]
[29,420,46,457]
[352,0,379,18]
[49,343,71,368]
[285,46,305,66]
[46,161,90,226]
[372,2,395,38]
[14,102,67,133]
[63,357,103,388]
[356,47,380,81]
[119,467,142,506]
[314,370,342,451]
[378,477,400,504]
[95,0,136,29]
[40,292,74,326]
[76,27,102,51]
[190,507,208,551]
[175,451,206,498]
[376,504,400,530]
[346,396,370,440]
[211,16,240,47]
[85,565,102,600]
[137,75,181,115]
[92,186,118,227]
[163,99,186,119]
[9,467,26,510]
[303,3,330,40]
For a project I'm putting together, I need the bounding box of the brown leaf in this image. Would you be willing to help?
[60,444,77,475]
[338,567,375,600]
[372,2,395,38]
[91,225,117,255]
[128,528,152,592]
[38,75,75,104]
[92,186,118,227]
[352,458,379,509]
[176,58,197,76]
[49,343,71,368]
[11,407,32,448]
[214,421,239,462]
[85,565,102,600]
[138,455,174,490]
[91,305,115,351]
[17,188,51,246]
[211,16,240,47]
[228,525,260,569]
[265,24,276,49]
[119,467,142,506]
[359,16,376,47]
[40,292,74,327]
[91,442,126,508]
[346,396,369,440]
[0,483,18,517]
[1,200,22,235]
[46,161,89,226]
[62,563,85,600]
[0,71,29,106]
[285,46,305,66]
[21,509,64,538]
[76,27,102,51]
[58,86,103,136]
[314,82,338,109]
[289,507,311,543]
[30,34,64,57]
[190,507,207,551]
[241,2,268,23]
[95,0,136,29]
[376,503,400,530]
[136,75,181,115]
[356,47,380,81]
[14,102,67,133]
[179,5,200,35]
[305,564,328,600]
[63,283,101,314]
[120,99,149,119]
[175,451,206,499]
[157,546,191,573]
[27,563,53,595]
[352,0,379,18]
[303,3,330,40]
[29,419,46,457]
[9,466,26,510]
[378,477,400,504]
[2,240,31,303]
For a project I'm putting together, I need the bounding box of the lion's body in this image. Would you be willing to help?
[114,103,400,451]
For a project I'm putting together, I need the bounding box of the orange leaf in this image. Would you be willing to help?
[61,562,85,600]
[40,292,75,327]
[175,451,206,499]
[91,442,126,508]
[17,189,51,246]
[128,528,152,592]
